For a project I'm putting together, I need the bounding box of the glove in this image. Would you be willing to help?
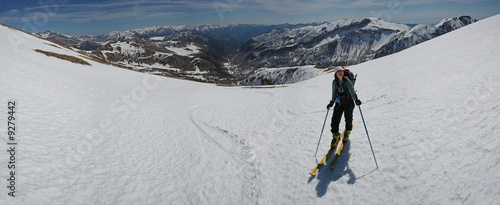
[326,101,334,110]
[355,100,362,106]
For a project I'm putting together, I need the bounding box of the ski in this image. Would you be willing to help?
[309,145,336,176]
[328,126,353,170]
[309,129,346,176]
[328,140,345,169]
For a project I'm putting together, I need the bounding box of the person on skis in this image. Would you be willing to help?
[326,66,362,147]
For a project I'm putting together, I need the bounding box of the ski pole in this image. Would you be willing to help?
[314,101,342,161]
[314,109,330,161]
[358,105,379,168]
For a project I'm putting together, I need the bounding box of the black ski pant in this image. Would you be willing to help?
[331,101,354,134]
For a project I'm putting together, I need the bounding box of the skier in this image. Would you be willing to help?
[326,66,362,147]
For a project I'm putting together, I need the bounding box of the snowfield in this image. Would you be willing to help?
[163,42,201,56]
[1,14,500,204]
[240,65,327,85]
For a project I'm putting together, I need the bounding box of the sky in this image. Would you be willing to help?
[0,0,499,35]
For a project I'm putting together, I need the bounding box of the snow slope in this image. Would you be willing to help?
[239,65,326,85]
[1,14,500,205]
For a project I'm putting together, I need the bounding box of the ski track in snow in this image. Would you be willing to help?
[188,101,262,204]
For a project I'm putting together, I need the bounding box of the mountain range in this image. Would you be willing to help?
[37,16,477,84]
[231,16,477,74]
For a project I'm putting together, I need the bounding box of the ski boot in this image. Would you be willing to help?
[331,132,340,148]
[343,130,351,143]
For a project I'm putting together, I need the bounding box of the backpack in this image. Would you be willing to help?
[343,69,357,86]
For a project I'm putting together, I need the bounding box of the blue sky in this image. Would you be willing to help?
[0,0,499,35]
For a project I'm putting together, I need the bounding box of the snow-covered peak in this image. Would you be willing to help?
[316,17,410,33]
[403,24,436,39]
[37,30,56,38]
[435,15,477,28]
[37,30,74,39]
[434,15,478,35]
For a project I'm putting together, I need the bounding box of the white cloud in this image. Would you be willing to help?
[1,0,217,24]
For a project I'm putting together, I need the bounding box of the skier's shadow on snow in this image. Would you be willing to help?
[313,142,356,197]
